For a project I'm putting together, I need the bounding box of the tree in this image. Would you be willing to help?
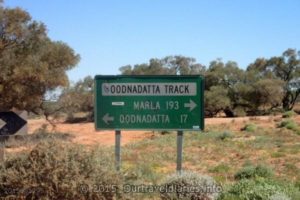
[205,59,247,117]
[248,49,300,110]
[160,56,205,75]
[204,86,230,117]
[58,76,94,122]
[205,59,286,116]
[234,75,284,115]
[119,55,205,75]
[0,3,80,112]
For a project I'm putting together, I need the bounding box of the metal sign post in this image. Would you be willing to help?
[0,137,5,162]
[94,75,204,171]
[115,130,121,171]
[176,131,184,174]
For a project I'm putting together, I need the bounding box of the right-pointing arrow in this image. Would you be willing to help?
[184,99,197,111]
[0,119,6,130]
[102,113,114,125]
[0,112,27,136]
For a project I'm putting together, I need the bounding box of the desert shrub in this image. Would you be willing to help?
[286,123,298,130]
[241,123,257,132]
[216,131,233,141]
[218,178,298,200]
[4,127,74,148]
[234,164,274,180]
[282,110,296,118]
[279,120,296,129]
[269,192,291,200]
[160,131,172,135]
[160,171,221,200]
[0,139,122,199]
[279,120,291,127]
[295,179,300,190]
[278,119,300,134]
[233,106,247,117]
[209,163,231,173]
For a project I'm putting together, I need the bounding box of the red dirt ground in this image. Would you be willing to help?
[27,115,291,146]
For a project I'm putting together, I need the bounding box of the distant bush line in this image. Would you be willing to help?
[43,49,300,122]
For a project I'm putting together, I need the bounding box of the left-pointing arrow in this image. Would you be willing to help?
[102,113,114,125]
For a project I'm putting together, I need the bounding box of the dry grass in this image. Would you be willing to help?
[1,114,300,199]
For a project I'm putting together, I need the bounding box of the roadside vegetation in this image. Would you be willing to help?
[1,115,300,199]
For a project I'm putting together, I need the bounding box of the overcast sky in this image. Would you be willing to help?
[5,0,300,82]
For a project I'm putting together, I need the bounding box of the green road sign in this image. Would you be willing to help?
[94,75,204,130]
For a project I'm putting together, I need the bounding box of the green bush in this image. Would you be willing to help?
[0,139,122,199]
[233,106,247,117]
[241,123,257,132]
[279,120,297,129]
[269,192,291,200]
[160,171,221,200]
[216,131,233,141]
[278,120,300,135]
[295,179,300,190]
[218,178,298,200]
[234,164,274,180]
[286,122,298,130]
[209,163,231,173]
[282,110,296,118]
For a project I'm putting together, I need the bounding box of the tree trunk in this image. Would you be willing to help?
[289,89,300,110]
[282,90,300,111]
[282,93,291,111]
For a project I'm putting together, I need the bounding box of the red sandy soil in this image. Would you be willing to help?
[27,115,294,146]
[28,119,154,146]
